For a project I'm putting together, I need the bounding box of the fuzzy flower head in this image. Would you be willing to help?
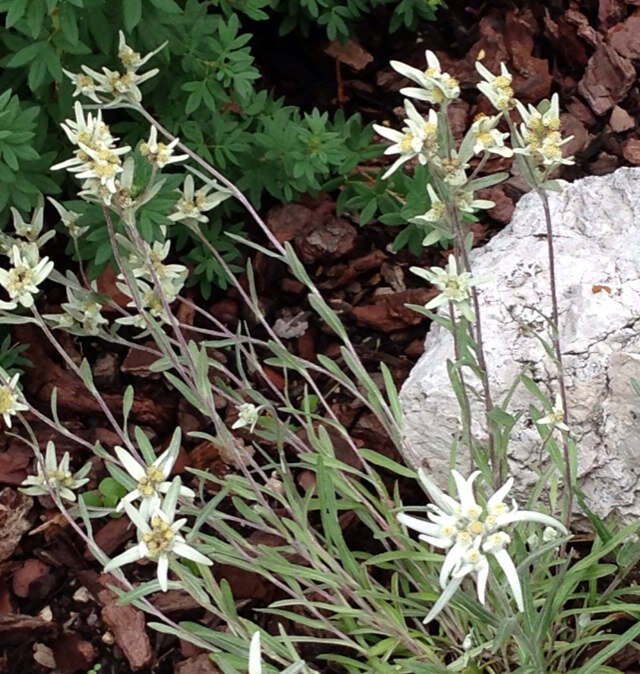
[115,277,176,333]
[62,33,166,108]
[515,94,574,168]
[114,438,195,520]
[391,50,460,105]
[21,441,91,502]
[139,126,188,168]
[232,403,264,433]
[373,102,439,179]
[476,61,516,112]
[167,175,233,227]
[104,478,211,592]
[44,282,108,336]
[537,393,569,432]
[118,31,164,73]
[0,245,53,308]
[0,370,28,427]
[397,469,568,623]
[128,239,188,298]
[51,102,131,199]
[410,255,486,322]
[460,113,513,160]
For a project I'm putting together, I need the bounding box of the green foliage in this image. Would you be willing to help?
[336,163,454,254]
[0,0,391,294]
[0,331,31,374]
[272,0,445,40]
[0,88,59,217]
[81,477,127,509]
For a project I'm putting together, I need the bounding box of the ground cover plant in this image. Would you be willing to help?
[3,2,640,673]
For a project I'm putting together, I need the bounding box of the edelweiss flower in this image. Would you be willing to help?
[128,239,188,296]
[10,201,55,248]
[410,255,486,322]
[0,370,28,427]
[118,31,165,73]
[52,102,131,200]
[0,245,53,308]
[537,393,569,432]
[475,61,516,111]
[373,102,439,179]
[114,442,195,520]
[43,282,108,336]
[460,114,513,160]
[391,50,460,104]
[515,94,574,168]
[104,479,211,592]
[21,441,91,502]
[167,175,232,227]
[140,126,188,168]
[413,185,446,226]
[398,469,567,623]
[62,69,102,104]
[115,278,177,332]
[232,403,264,433]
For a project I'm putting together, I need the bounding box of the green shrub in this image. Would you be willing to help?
[0,0,381,295]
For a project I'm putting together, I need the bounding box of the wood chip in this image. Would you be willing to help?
[622,138,640,165]
[577,41,635,114]
[0,489,32,563]
[324,38,373,70]
[609,105,635,132]
[608,10,640,59]
[98,578,153,671]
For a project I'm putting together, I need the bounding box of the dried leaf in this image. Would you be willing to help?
[324,38,373,70]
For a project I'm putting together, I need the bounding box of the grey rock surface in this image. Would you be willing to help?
[400,168,640,524]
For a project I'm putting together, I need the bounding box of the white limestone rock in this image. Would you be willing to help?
[400,168,640,525]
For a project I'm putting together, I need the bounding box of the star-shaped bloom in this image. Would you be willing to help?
[373,103,439,179]
[231,403,264,433]
[139,126,188,168]
[167,175,232,227]
[391,50,460,104]
[104,479,211,591]
[537,393,570,432]
[115,442,195,520]
[475,61,516,111]
[398,469,568,623]
[0,370,28,427]
[21,441,91,502]
[410,255,487,322]
[0,245,53,308]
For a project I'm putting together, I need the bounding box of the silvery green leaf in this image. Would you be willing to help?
[466,172,509,191]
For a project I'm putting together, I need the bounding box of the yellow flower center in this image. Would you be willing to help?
[137,465,165,497]
[467,520,484,536]
[0,386,15,414]
[400,132,415,152]
[142,517,174,555]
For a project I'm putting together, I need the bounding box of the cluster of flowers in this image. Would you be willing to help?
[104,442,212,591]
[64,31,165,107]
[20,432,211,592]
[21,441,91,502]
[398,469,567,623]
[374,51,574,321]
[44,33,234,334]
[0,202,54,310]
